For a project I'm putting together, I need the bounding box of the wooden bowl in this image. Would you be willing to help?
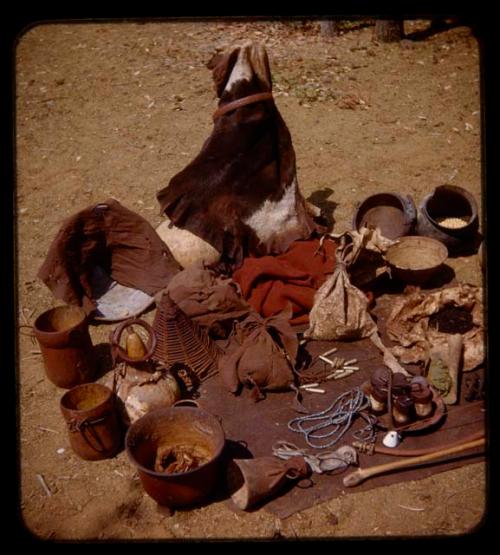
[385,236,448,285]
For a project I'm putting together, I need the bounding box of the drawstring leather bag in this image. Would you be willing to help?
[220,305,298,398]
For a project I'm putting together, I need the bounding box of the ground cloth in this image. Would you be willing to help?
[198,294,486,519]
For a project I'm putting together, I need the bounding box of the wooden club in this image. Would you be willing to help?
[343,437,485,487]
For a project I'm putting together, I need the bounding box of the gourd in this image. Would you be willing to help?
[102,368,182,424]
[126,327,147,360]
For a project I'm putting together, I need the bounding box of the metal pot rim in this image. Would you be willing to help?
[420,185,478,230]
[352,192,416,237]
[125,406,226,478]
[60,382,114,413]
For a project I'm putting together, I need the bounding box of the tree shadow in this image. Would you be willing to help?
[307,187,337,230]
[405,19,464,41]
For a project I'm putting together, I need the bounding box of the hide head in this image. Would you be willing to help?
[207,41,272,99]
[157,42,323,268]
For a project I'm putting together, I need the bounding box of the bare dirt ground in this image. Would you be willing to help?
[15,19,486,540]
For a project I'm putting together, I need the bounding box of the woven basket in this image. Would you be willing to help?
[152,293,219,382]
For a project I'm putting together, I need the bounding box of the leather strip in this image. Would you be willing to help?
[212,92,274,121]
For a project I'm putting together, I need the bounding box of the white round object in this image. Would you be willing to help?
[156,218,220,269]
[101,368,181,424]
[382,430,402,448]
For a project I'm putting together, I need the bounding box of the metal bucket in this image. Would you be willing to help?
[60,383,123,460]
[33,305,96,388]
[125,405,225,508]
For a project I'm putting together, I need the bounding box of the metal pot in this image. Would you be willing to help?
[353,192,417,240]
[33,305,96,388]
[416,185,479,254]
[125,405,225,508]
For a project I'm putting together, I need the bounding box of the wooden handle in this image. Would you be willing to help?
[443,334,463,405]
[343,437,485,487]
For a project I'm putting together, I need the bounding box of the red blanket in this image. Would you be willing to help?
[232,238,337,325]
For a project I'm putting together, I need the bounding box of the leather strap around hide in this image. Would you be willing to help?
[213,92,274,121]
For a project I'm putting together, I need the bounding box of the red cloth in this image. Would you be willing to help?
[232,238,337,325]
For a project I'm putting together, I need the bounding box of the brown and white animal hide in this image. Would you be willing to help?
[156,42,321,269]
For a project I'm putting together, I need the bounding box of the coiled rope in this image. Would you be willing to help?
[288,387,377,449]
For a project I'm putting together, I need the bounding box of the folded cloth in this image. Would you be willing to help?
[166,263,251,335]
[232,238,337,325]
[38,199,181,312]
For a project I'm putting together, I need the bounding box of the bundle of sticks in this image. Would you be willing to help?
[298,347,360,391]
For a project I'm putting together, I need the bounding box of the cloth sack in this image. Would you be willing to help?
[305,231,383,341]
[219,306,298,395]
[166,263,251,336]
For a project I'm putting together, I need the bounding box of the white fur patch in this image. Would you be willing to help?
[244,177,300,244]
[156,218,220,269]
[224,48,253,93]
[305,200,321,218]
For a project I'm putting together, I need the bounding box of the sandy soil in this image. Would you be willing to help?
[15,19,486,540]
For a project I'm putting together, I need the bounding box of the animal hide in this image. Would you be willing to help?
[157,42,321,267]
[386,284,484,371]
[37,199,181,313]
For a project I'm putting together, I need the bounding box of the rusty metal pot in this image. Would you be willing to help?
[125,405,225,508]
[416,185,479,254]
[33,305,96,388]
[60,383,123,460]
